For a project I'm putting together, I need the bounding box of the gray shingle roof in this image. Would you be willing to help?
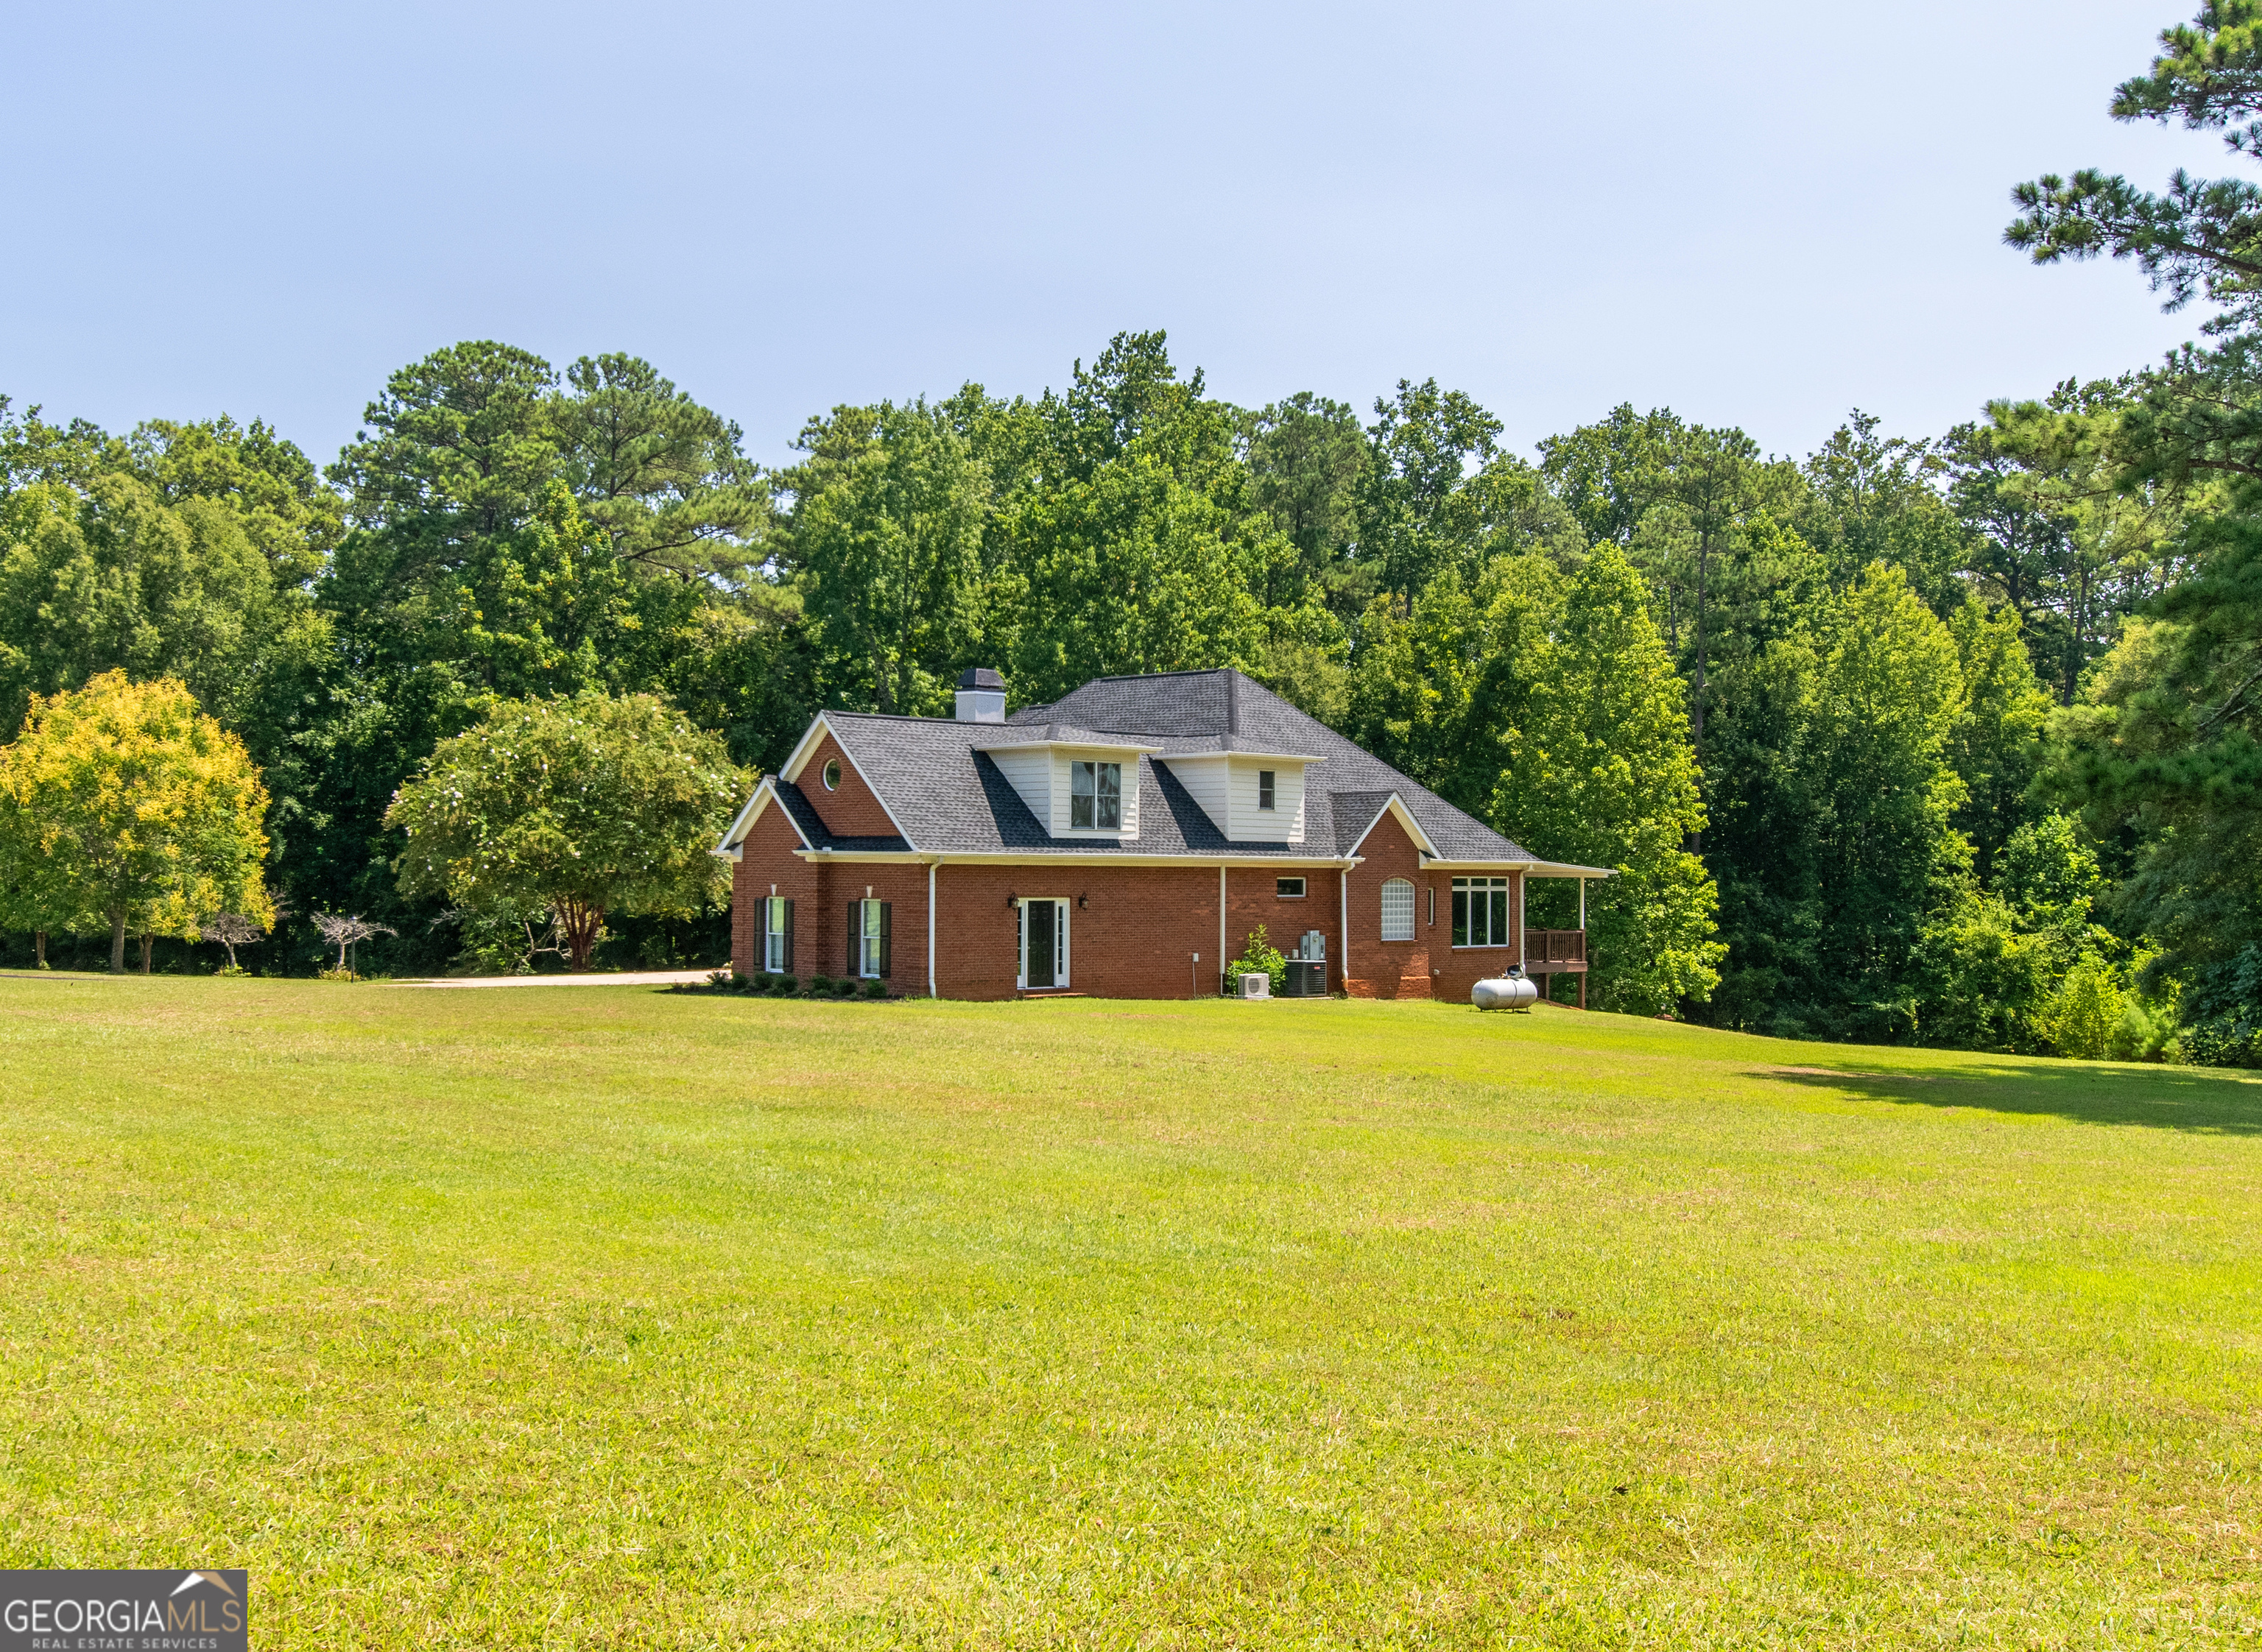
[969,723,1154,750]
[772,780,910,853]
[812,669,1535,864]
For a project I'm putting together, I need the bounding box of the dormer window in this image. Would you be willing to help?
[1258,770,1275,811]
[1070,760,1121,830]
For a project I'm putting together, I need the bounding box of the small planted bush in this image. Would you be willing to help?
[832,976,856,998]
[862,979,887,1000]
[811,975,832,998]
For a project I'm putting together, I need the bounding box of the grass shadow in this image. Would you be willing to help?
[1758,1055,2262,1134]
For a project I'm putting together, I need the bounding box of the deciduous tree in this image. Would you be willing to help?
[386,692,742,970]
[1494,546,1724,1014]
[0,671,272,972]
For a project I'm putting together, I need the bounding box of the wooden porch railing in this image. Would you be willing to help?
[1523,928,1587,965]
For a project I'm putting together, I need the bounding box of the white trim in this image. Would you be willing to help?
[1342,793,1440,860]
[1015,896,1071,991]
[714,774,814,858]
[771,713,922,853]
[776,713,838,787]
[1521,860,1616,879]
[850,897,885,980]
[1197,748,1329,766]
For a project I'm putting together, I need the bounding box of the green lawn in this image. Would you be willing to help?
[1,977,2256,1648]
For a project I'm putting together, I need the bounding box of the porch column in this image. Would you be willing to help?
[1577,876,1588,1010]
[1517,871,1526,969]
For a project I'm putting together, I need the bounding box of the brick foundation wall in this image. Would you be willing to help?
[1430,871,1524,1005]
[1338,812,1529,1003]
[1343,811,1433,998]
[935,864,1222,1000]
[1223,866,1339,994]
[730,804,926,988]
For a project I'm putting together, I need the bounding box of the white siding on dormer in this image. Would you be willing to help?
[987,746,1051,825]
[1227,758,1306,843]
[1164,755,1230,836]
[1163,755,1309,842]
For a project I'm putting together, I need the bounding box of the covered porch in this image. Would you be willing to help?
[1520,862,1610,1009]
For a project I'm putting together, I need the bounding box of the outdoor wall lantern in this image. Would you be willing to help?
[1077,892,1088,909]
[1007,893,1019,909]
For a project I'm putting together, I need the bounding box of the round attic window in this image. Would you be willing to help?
[822,758,841,791]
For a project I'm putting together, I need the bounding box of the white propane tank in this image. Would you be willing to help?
[1473,971,1540,1012]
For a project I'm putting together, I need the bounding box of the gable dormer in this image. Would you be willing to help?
[972,727,1159,839]
[1160,749,1323,843]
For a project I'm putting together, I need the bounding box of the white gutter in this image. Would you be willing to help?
[802,850,1358,869]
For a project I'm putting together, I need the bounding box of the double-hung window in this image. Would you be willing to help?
[1451,877,1511,947]
[850,898,890,979]
[1258,769,1276,811]
[762,896,792,974]
[1069,760,1121,830]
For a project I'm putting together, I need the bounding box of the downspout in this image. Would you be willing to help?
[928,858,939,999]
[1518,871,1527,970]
[1339,869,1350,992]
[1218,864,1227,997]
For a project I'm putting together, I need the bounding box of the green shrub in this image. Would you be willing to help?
[833,976,857,998]
[2041,950,2123,1060]
[863,979,887,1000]
[2107,992,2180,1062]
[1225,924,1287,996]
[811,974,832,996]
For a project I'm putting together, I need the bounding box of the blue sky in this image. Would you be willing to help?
[1,0,2236,470]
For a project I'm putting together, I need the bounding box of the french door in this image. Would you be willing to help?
[1018,899,1068,990]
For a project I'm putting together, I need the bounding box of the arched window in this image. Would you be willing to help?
[1380,878,1415,942]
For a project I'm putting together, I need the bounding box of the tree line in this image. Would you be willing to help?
[0,2,2255,1063]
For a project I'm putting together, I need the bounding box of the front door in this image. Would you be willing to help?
[1020,900,1066,989]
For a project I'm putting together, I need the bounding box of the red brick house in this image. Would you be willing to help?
[714,667,1608,1001]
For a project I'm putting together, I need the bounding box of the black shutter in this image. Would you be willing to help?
[878,902,892,978]
[783,899,794,975]
[848,902,860,978]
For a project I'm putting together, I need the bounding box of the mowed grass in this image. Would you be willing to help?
[0,978,2258,1648]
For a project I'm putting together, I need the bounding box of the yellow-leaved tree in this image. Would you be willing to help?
[0,671,272,973]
